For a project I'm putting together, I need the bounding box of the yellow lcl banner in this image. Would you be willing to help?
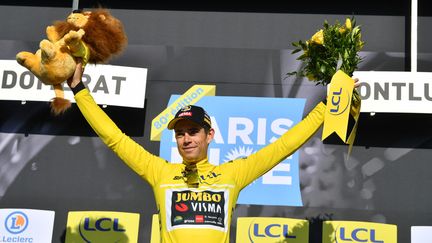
[236,217,309,243]
[150,85,216,141]
[150,214,160,243]
[322,70,361,155]
[323,220,397,243]
[65,211,140,243]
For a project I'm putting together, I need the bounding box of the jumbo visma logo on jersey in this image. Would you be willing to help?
[323,221,397,243]
[160,95,306,206]
[65,211,140,243]
[166,189,228,231]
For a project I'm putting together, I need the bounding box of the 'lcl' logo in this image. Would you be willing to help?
[338,227,384,243]
[330,88,349,115]
[250,223,296,239]
[83,218,125,232]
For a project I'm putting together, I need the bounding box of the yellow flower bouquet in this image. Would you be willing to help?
[288,17,364,153]
[288,17,364,86]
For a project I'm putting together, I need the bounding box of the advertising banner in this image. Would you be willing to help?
[354,71,432,114]
[411,226,432,243]
[323,220,397,243]
[150,214,160,243]
[0,208,55,243]
[0,60,147,108]
[236,217,309,243]
[65,211,140,243]
[160,95,305,206]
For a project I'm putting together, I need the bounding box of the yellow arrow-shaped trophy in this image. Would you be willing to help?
[322,70,361,156]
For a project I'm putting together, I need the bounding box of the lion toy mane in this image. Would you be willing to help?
[16,8,127,115]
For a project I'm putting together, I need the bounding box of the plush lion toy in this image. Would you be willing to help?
[16,8,127,115]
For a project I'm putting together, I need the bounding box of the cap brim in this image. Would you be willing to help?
[167,117,183,130]
[168,117,208,130]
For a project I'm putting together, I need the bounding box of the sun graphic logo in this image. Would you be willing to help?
[5,211,29,234]
[224,146,255,162]
[224,146,260,184]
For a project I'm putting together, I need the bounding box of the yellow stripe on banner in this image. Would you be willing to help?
[322,70,354,142]
[150,85,216,141]
[150,214,160,243]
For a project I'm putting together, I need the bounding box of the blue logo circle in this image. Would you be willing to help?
[5,211,29,234]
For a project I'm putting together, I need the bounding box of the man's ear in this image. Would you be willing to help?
[207,128,215,143]
[98,14,106,21]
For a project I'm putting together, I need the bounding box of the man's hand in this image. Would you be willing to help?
[353,77,360,89]
[67,61,84,89]
[326,77,361,97]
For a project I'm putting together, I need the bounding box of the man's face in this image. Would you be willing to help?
[174,119,214,163]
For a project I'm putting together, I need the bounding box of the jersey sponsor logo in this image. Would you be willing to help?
[172,171,222,184]
[178,111,192,117]
[175,203,189,212]
[173,170,188,181]
[166,188,229,231]
[199,172,222,185]
[195,215,204,223]
[173,216,183,224]
[175,191,223,203]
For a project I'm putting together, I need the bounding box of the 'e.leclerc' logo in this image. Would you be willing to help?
[5,211,29,234]
[160,95,306,206]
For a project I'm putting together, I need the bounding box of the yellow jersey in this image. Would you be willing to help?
[74,88,325,243]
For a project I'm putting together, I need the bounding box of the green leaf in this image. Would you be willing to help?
[291,48,302,54]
